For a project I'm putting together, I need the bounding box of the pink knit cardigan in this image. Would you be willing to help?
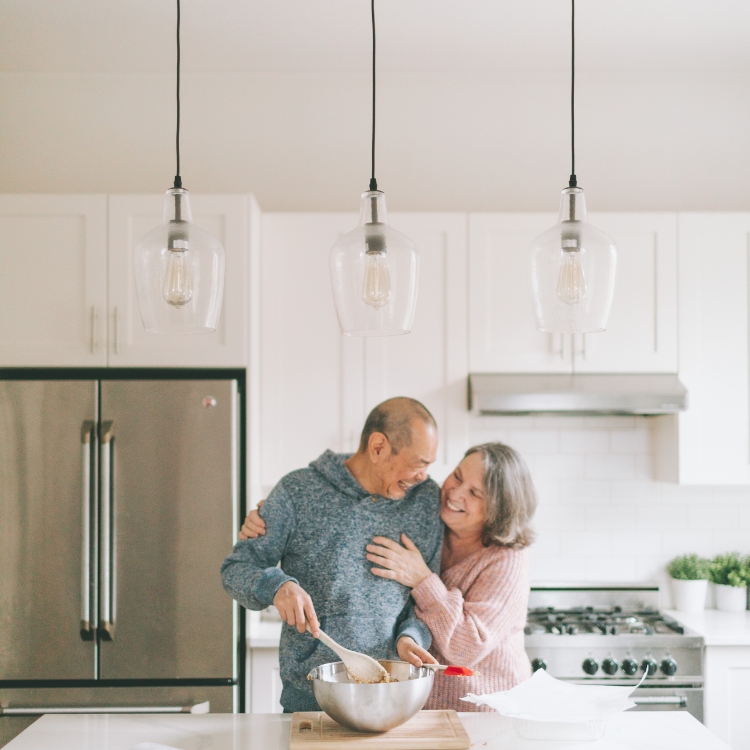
[411,544,531,712]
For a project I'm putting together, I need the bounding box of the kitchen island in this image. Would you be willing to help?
[4,710,730,749]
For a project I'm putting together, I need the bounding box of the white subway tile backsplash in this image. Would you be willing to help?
[585,454,636,480]
[584,556,637,581]
[586,505,637,532]
[610,530,662,556]
[468,419,749,586]
[560,429,609,454]
[610,480,661,504]
[637,504,687,530]
[610,428,651,454]
[687,503,740,531]
[530,555,587,581]
[559,480,610,505]
[535,504,587,533]
[534,454,585,479]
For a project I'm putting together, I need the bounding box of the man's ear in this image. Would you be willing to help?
[368,432,390,463]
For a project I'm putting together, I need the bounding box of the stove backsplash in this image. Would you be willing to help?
[469,415,750,608]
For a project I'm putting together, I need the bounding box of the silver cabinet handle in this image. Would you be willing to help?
[633,696,687,706]
[112,307,119,355]
[99,421,115,640]
[80,422,96,641]
[90,307,98,354]
[0,702,210,715]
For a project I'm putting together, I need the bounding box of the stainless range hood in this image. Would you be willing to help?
[468,373,688,416]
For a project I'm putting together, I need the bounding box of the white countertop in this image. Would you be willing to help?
[4,711,730,750]
[247,621,282,648]
[666,608,750,646]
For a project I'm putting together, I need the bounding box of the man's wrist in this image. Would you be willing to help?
[257,568,298,607]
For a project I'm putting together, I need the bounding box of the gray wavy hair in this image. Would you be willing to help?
[465,442,537,548]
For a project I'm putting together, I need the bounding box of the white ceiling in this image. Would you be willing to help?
[1,0,750,75]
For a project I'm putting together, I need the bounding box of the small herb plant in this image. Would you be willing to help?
[709,553,750,588]
[667,554,711,581]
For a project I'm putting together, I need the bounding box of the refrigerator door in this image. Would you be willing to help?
[98,380,238,680]
[0,380,98,680]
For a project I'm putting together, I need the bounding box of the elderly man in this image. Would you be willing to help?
[220,397,443,713]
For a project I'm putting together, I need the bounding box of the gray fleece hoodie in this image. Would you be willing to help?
[220,450,444,712]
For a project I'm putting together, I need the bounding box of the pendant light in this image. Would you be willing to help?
[134,0,225,334]
[529,0,616,334]
[329,0,418,337]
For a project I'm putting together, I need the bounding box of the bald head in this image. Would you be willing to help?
[358,397,437,455]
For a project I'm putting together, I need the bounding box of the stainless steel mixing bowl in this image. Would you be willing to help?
[308,660,434,732]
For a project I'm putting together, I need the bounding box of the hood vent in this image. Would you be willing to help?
[469,374,687,416]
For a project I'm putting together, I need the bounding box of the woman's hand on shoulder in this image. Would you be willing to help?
[397,636,438,668]
[366,534,433,588]
[238,500,266,540]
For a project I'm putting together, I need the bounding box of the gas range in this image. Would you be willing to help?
[524,585,704,719]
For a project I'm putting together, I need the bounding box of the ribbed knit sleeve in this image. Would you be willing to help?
[412,546,532,712]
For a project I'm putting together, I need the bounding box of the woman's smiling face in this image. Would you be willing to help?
[440,452,488,537]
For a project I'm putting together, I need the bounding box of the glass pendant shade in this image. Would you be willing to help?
[330,191,418,336]
[529,187,616,333]
[134,188,225,334]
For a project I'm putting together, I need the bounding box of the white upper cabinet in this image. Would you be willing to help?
[108,194,252,367]
[468,212,677,374]
[469,213,569,373]
[572,213,677,373]
[0,195,108,366]
[661,213,750,484]
[259,212,469,496]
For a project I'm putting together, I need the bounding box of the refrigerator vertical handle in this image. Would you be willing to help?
[99,421,115,640]
[80,421,96,641]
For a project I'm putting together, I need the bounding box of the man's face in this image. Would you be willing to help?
[370,421,438,499]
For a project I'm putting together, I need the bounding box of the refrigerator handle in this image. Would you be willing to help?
[80,421,96,641]
[0,702,210,715]
[99,421,115,641]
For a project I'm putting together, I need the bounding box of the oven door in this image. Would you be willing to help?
[630,686,703,723]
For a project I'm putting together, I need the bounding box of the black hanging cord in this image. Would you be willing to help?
[369,0,378,192]
[174,0,182,189]
[568,0,577,188]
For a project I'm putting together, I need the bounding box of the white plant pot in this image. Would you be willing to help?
[715,583,748,612]
[671,578,708,613]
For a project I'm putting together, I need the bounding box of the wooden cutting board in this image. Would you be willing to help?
[289,710,471,749]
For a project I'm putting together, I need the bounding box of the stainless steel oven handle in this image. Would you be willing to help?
[99,421,115,640]
[0,702,209,716]
[633,696,687,706]
[80,421,95,641]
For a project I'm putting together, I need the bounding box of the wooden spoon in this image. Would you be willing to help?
[309,625,390,684]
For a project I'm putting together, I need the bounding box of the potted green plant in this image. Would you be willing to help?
[667,554,711,613]
[710,553,750,612]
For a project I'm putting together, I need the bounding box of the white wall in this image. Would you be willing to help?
[1,70,750,211]
[470,415,750,603]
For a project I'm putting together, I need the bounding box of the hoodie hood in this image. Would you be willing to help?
[309,450,365,500]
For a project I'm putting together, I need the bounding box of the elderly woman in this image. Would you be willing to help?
[240,442,537,712]
[364,443,536,710]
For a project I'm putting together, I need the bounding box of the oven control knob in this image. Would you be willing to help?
[621,657,639,676]
[601,657,619,676]
[641,657,659,676]
[660,657,678,676]
[531,658,547,672]
[582,658,599,675]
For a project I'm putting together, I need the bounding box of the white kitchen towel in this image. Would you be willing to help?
[461,668,643,722]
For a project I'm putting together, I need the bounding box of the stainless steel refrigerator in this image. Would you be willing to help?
[0,375,243,746]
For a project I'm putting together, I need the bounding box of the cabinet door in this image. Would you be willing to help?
[0,195,107,366]
[259,212,469,494]
[572,214,677,373]
[468,213,572,373]
[704,645,750,746]
[670,213,750,484]
[108,194,250,367]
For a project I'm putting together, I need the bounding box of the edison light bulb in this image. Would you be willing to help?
[163,240,193,308]
[362,251,391,309]
[556,238,586,305]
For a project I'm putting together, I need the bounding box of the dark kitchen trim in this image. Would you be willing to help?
[0,367,246,381]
